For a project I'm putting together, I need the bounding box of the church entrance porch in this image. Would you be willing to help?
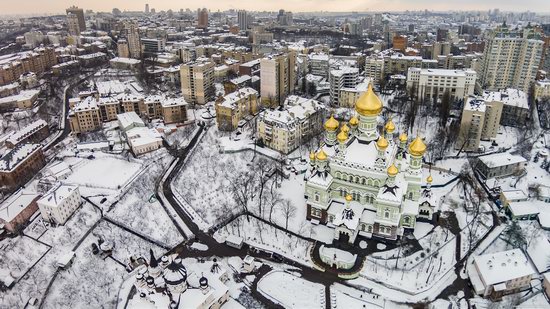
[338,231,350,244]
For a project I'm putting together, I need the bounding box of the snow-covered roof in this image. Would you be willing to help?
[0,143,42,172]
[477,152,527,169]
[38,184,79,208]
[527,234,550,273]
[0,189,38,222]
[508,201,540,216]
[126,127,162,148]
[501,190,528,202]
[0,89,39,105]
[409,67,476,77]
[329,200,363,230]
[117,112,144,130]
[259,96,323,126]
[6,119,47,146]
[110,57,141,65]
[161,97,187,108]
[473,249,535,286]
[464,97,486,112]
[483,88,528,109]
[217,87,257,109]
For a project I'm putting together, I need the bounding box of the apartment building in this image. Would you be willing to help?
[483,88,530,127]
[0,144,45,193]
[66,6,86,32]
[329,67,359,106]
[260,52,297,107]
[67,13,81,36]
[117,39,130,58]
[38,184,81,225]
[257,96,325,154]
[338,80,371,108]
[0,47,57,86]
[215,87,258,131]
[480,26,544,92]
[124,21,142,59]
[180,60,215,105]
[69,96,102,133]
[457,97,503,152]
[308,53,330,78]
[406,68,477,101]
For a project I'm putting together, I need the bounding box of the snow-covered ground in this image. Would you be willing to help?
[214,215,314,267]
[257,270,325,309]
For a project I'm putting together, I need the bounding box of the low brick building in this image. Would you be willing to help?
[0,144,45,193]
[0,190,40,232]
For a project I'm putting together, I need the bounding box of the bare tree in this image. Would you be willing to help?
[280,199,296,230]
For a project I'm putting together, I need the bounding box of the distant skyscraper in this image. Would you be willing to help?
[197,8,208,29]
[145,4,149,14]
[124,21,141,59]
[238,10,249,31]
[67,13,81,36]
[66,6,86,32]
[480,25,544,92]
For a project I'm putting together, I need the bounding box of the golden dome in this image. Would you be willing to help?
[345,194,353,202]
[409,136,427,156]
[385,118,395,133]
[376,136,389,150]
[399,132,408,143]
[316,149,328,161]
[324,115,339,131]
[387,163,398,177]
[309,151,315,161]
[341,123,350,134]
[427,174,433,183]
[355,84,383,117]
[349,116,359,126]
[337,130,348,143]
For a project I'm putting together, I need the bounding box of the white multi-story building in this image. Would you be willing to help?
[406,68,476,101]
[308,53,330,78]
[480,26,544,93]
[468,249,535,299]
[38,184,81,225]
[257,96,325,154]
[457,96,503,152]
[329,67,359,106]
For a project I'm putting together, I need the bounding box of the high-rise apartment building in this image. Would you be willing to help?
[66,6,86,32]
[180,61,215,105]
[238,10,249,31]
[329,67,360,106]
[480,25,544,92]
[197,8,208,29]
[117,39,130,58]
[124,21,141,59]
[457,97,503,152]
[260,52,297,107]
[67,13,81,36]
[145,4,149,14]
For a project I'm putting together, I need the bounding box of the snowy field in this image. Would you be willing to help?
[257,270,325,309]
[64,154,142,189]
[330,283,408,309]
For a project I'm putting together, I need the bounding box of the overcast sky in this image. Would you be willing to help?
[1,0,549,15]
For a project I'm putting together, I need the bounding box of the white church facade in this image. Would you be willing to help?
[304,84,438,243]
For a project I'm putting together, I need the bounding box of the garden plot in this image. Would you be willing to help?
[362,226,456,296]
[106,151,183,247]
[0,236,49,280]
[41,235,127,309]
[65,154,142,189]
[257,270,325,309]
[91,220,165,263]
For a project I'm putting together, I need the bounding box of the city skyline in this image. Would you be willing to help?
[1,0,550,15]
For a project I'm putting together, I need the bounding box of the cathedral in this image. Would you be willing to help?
[304,84,438,243]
